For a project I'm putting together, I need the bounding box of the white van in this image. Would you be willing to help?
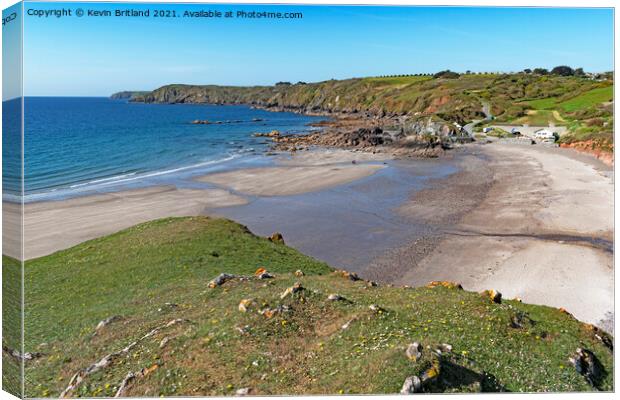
[534,129,556,141]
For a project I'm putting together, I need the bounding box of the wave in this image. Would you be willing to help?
[22,153,243,203]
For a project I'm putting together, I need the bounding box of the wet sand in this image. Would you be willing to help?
[9,150,400,261]
[197,164,385,196]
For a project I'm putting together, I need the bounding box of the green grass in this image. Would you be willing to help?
[362,76,432,86]
[558,86,613,112]
[22,217,613,396]
[2,255,23,397]
[527,97,559,110]
[526,86,613,113]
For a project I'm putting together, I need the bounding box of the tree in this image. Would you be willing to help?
[533,68,548,75]
[550,65,574,76]
[523,68,532,74]
[574,68,585,76]
[433,70,460,79]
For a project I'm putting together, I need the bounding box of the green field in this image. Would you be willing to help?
[14,217,613,397]
[527,86,613,112]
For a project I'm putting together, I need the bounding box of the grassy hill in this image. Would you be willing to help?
[10,217,613,396]
[123,73,611,125]
[120,73,613,153]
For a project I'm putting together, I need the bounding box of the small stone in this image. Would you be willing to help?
[406,342,422,362]
[208,273,237,288]
[341,318,356,330]
[327,294,344,301]
[94,315,122,334]
[400,376,422,394]
[436,343,452,354]
[426,281,463,290]
[238,299,253,313]
[235,387,251,396]
[159,337,170,349]
[369,304,384,312]
[294,270,304,277]
[481,289,502,304]
[367,281,378,287]
[280,282,304,299]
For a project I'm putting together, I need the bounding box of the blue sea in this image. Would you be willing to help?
[6,97,324,202]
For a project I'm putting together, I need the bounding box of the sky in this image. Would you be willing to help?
[15,2,616,97]
[3,2,22,100]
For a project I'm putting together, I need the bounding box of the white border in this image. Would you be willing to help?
[0,1,617,399]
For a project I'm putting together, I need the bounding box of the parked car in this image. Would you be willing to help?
[510,128,521,136]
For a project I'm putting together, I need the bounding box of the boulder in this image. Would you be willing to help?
[335,269,361,281]
[400,376,422,394]
[294,270,305,277]
[268,232,285,244]
[569,348,603,387]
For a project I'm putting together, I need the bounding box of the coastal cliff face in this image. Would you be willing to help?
[118,73,610,125]
[129,78,484,124]
[110,91,149,100]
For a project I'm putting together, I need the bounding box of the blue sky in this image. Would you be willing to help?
[3,2,22,100]
[20,3,614,96]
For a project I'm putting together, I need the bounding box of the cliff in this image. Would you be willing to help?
[121,74,612,127]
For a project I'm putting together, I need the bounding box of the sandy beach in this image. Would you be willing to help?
[7,144,613,330]
[10,150,387,260]
[198,163,385,196]
[392,143,614,330]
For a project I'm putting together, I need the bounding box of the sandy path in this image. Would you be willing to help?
[7,186,247,260]
[398,143,613,330]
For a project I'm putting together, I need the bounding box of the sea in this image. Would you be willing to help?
[3,97,324,202]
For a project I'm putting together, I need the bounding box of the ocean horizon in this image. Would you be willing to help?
[4,97,324,202]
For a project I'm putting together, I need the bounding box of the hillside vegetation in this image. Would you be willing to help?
[122,73,611,126]
[119,72,613,153]
[16,217,613,397]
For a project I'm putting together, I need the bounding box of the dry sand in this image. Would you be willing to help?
[7,186,247,260]
[397,143,614,330]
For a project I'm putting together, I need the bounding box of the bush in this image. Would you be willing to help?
[433,70,461,79]
[550,66,574,76]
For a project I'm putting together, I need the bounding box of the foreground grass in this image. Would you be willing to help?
[21,217,613,396]
[2,255,23,397]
